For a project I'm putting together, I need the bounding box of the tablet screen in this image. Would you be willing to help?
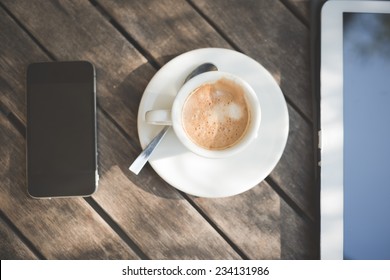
[343,12,390,259]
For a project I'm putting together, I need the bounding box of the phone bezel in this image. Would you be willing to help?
[26,61,98,198]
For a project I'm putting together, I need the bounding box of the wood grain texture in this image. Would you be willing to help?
[0,113,138,259]
[0,216,37,259]
[280,199,315,259]
[284,0,310,23]
[188,0,315,218]
[0,0,241,259]
[0,0,317,259]
[0,6,139,260]
[0,4,140,259]
[0,6,50,124]
[191,0,311,120]
[272,104,315,218]
[96,0,231,65]
[95,110,239,259]
[95,0,316,225]
[95,0,315,257]
[1,0,153,143]
[193,181,316,259]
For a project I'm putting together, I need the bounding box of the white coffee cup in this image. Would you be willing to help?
[145,71,261,158]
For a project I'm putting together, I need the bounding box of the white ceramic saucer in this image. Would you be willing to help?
[137,48,289,197]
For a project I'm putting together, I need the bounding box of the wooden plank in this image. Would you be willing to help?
[96,0,315,257]
[190,0,311,120]
[272,104,315,218]
[0,0,316,258]
[193,181,316,259]
[95,110,240,259]
[95,0,231,66]
[0,216,37,259]
[280,200,316,259]
[284,0,310,23]
[187,0,315,218]
[0,0,241,259]
[0,4,50,124]
[0,7,139,259]
[1,0,154,143]
[0,113,138,259]
[95,0,316,237]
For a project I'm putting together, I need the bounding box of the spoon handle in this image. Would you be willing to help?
[129,63,218,175]
[129,126,170,175]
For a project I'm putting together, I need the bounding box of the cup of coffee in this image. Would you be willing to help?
[145,71,261,158]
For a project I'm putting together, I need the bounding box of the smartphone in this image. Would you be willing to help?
[26,61,98,198]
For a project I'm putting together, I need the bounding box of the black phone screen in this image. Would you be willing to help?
[27,61,97,198]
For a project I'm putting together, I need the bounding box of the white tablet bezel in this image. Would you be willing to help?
[320,0,390,259]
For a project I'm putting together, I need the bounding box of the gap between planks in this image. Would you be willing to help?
[0,1,313,258]
[279,0,310,28]
[186,0,312,125]
[0,99,245,259]
[90,0,312,126]
[179,191,250,260]
[83,197,150,259]
[87,0,315,223]
[0,209,46,259]
[0,3,149,259]
[0,100,149,259]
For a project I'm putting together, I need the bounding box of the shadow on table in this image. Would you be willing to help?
[95,60,186,200]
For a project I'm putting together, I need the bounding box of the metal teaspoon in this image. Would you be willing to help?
[129,63,218,175]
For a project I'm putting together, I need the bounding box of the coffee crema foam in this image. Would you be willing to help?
[182,78,250,150]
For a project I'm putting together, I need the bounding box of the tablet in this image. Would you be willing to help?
[321,0,390,259]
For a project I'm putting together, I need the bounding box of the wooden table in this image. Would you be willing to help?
[0,0,317,259]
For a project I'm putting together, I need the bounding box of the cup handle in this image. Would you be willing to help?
[145,110,172,125]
